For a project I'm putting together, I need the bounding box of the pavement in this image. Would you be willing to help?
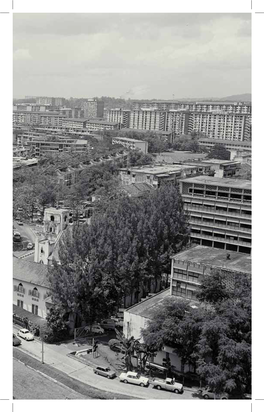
[13,324,197,400]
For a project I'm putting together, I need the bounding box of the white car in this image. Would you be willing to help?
[119,371,149,387]
[17,328,34,341]
[91,325,104,334]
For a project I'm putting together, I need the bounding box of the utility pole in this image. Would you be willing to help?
[42,338,44,364]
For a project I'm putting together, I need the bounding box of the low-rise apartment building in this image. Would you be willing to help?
[186,159,241,178]
[112,136,148,154]
[198,137,252,152]
[179,176,251,254]
[27,138,90,157]
[13,111,65,127]
[170,245,251,300]
[61,118,88,130]
[86,119,119,131]
[119,164,203,187]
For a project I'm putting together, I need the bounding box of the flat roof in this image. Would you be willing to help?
[202,159,239,165]
[156,152,207,162]
[171,245,251,274]
[179,175,251,189]
[128,164,198,175]
[87,120,118,125]
[113,136,146,143]
[62,118,88,122]
[126,289,199,318]
[198,138,252,147]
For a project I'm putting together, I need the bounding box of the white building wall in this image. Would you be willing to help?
[13,279,50,318]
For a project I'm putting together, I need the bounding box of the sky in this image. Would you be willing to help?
[13,13,251,100]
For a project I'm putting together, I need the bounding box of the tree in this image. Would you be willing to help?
[47,184,190,329]
[196,270,231,304]
[207,144,230,160]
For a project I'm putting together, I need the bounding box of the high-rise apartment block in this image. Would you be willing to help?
[179,176,251,254]
[107,108,131,128]
[128,100,252,141]
[82,98,104,119]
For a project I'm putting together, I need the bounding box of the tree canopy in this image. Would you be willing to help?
[207,144,231,160]
[141,270,251,397]
[48,184,189,329]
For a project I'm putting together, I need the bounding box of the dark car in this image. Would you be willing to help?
[13,334,21,346]
[93,366,116,379]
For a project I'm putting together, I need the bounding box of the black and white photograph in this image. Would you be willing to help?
[1,0,262,407]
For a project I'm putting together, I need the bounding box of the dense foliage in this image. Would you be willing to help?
[141,270,251,397]
[48,184,189,328]
[207,144,231,160]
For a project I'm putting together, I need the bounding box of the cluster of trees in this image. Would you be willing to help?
[141,270,251,397]
[47,184,190,334]
[207,144,231,160]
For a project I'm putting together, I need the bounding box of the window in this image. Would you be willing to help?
[32,287,39,298]
[17,299,23,308]
[50,215,54,222]
[32,304,38,315]
[17,283,25,294]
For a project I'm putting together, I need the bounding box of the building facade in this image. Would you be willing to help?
[170,245,251,301]
[112,136,148,154]
[27,138,90,157]
[179,176,251,254]
[13,258,50,318]
[83,98,104,118]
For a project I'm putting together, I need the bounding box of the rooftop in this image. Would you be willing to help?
[126,289,199,318]
[13,257,50,287]
[198,138,252,147]
[179,175,251,189]
[121,183,154,197]
[155,151,207,162]
[113,136,146,143]
[171,245,251,274]
[202,159,240,165]
[127,164,198,175]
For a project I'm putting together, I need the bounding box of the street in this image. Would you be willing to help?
[14,358,86,399]
[13,221,37,243]
[13,326,196,400]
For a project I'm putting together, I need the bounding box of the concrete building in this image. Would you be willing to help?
[198,137,252,152]
[13,257,51,318]
[35,96,65,106]
[119,164,203,187]
[186,159,241,178]
[83,98,104,119]
[27,138,90,157]
[179,176,251,254]
[129,101,251,141]
[170,245,251,300]
[61,118,87,130]
[13,111,65,127]
[112,136,148,154]
[86,119,119,132]
[106,108,131,128]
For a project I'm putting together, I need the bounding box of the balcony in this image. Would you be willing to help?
[190,232,251,247]
[189,218,251,234]
[184,203,251,219]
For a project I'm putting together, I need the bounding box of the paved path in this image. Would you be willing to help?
[13,326,196,400]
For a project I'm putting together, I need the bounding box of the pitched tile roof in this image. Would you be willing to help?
[13,257,50,288]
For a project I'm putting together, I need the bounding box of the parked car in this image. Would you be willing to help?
[17,221,24,226]
[13,231,21,242]
[100,319,116,331]
[151,377,184,394]
[119,371,149,387]
[108,339,126,354]
[91,325,104,335]
[93,366,116,379]
[110,316,123,328]
[13,333,21,346]
[27,242,34,250]
[199,387,229,399]
[17,328,34,341]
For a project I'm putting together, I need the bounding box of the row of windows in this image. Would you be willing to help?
[14,284,47,299]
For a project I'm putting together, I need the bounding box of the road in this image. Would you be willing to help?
[13,221,36,243]
[14,358,87,399]
[13,326,196,400]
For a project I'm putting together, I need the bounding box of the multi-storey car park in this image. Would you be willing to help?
[178,176,251,254]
